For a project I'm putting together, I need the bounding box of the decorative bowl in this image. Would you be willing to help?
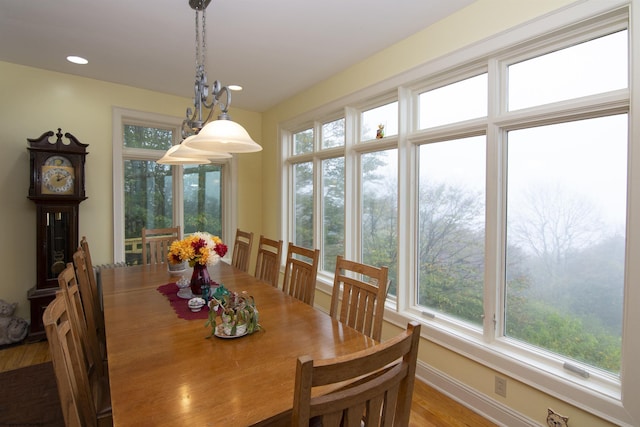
[188,297,206,312]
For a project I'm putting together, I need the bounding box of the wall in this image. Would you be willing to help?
[0,61,263,321]
[260,0,617,425]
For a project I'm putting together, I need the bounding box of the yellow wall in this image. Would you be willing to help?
[0,62,262,321]
[260,0,616,425]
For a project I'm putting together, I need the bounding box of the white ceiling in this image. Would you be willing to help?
[0,0,475,112]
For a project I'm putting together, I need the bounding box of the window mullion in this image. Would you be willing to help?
[343,107,360,261]
[397,86,413,312]
[484,58,502,343]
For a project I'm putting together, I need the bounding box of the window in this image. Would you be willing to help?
[289,123,347,274]
[281,5,636,424]
[361,149,398,295]
[293,161,313,249]
[417,136,486,325]
[322,157,344,273]
[505,115,627,374]
[183,164,224,235]
[508,30,628,111]
[322,118,345,149]
[361,102,398,140]
[123,158,174,264]
[121,125,174,265]
[113,108,233,264]
[419,74,488,129]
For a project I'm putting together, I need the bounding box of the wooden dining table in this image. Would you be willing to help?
[100,261,377,426]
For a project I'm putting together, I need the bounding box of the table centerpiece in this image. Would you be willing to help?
[206,288,261,338]
[167,232,228,296]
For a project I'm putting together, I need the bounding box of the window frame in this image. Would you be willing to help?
[112,107,237,263]
[280,1,638,425]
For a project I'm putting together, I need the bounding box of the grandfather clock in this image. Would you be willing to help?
[27,128,88,341]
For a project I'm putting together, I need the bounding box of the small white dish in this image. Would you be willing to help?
[188,297,206,312]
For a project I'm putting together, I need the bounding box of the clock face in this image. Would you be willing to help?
[42,165,75,195]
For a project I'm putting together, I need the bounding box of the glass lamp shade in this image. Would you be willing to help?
[186,119,262,153]
[157,144,211,165]
[172,136,232,159]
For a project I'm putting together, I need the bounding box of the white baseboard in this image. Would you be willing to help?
[415,361,540,427]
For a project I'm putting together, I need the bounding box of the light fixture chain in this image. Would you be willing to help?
[202,0,206,71]
[195,5,199,72]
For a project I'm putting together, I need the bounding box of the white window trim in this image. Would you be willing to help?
[112,107,237,263]
[279,1,638,425]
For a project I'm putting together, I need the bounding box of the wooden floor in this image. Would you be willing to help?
[0,341,496,427]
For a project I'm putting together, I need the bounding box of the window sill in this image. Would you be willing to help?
[382,306,631,426]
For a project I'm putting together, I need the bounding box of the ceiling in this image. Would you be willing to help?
[0,0,475,112]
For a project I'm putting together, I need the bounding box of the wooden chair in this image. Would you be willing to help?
[141,226,181,265]
[282,242,320,306]
[329,256,389,341]
[254,235,283,287]
[80,236,102,311]
[73,248,106,360]
[291,321,421,427]
[44,291,112,427]
[58,263,105,382]
[231,228,254,273]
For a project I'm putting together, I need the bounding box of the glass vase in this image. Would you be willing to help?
[190,263,211,296]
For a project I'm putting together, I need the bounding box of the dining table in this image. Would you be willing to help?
[100,261,377,426]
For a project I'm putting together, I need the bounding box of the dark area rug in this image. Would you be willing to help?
[0,362,64,427]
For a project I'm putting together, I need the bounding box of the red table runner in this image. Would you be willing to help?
[156,282,209,320]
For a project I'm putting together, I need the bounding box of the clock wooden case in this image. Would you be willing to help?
[27,128,88,340]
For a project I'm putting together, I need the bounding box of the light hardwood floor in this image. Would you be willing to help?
[0,341,497,427]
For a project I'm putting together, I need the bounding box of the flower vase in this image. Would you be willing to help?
[190,264,211,296]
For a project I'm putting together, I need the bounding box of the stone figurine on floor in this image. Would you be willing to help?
[0,299,29,346]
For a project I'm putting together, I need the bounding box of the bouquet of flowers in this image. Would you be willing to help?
[167,232,228,267]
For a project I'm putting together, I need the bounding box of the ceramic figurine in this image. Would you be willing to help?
[0,299,29,346]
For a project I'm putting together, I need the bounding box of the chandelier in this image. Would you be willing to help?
[158,0,261,165]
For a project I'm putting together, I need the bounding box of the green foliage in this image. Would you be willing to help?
[417,182,485,324]
[506,298,621,372]
[123,160,173,239]
[322,157,345,272]
[361,151,398,293]
[294,162,314,248]
[412,179,623,372]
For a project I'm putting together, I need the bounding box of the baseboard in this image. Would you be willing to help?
[415,361,539,427]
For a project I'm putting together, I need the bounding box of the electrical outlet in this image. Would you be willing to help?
[495,376,507,397]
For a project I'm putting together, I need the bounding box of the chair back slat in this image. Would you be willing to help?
[292,321,421,427]
[282,243,320,306]
[141,226,181,265]
[330,256,389,341]
[254,235,283,287]
[232,228,254,272]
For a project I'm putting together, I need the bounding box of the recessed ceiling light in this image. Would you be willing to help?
[228,85,243,91]
[66,55,88,65]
